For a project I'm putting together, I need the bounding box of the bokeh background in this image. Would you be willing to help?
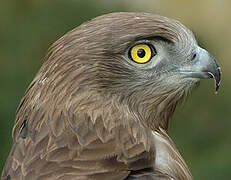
[0,0,230,179]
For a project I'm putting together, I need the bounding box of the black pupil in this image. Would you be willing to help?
[137,49,146,58]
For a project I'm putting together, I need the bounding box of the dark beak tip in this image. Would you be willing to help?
[212,66,221,93]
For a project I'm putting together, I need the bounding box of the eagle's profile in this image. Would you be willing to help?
[1,12,221,180]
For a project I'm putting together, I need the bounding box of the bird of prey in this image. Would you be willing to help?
[1,12,221,180]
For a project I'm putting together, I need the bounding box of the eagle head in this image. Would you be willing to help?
[39,12,220,130]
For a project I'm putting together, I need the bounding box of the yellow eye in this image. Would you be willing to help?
[129,44,155,64]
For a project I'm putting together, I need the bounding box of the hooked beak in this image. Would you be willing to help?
[177,47,221,92]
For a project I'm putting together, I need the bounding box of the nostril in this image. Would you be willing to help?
[192,53,197,60]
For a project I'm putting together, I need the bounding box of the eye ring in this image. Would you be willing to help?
[129,43,156,64]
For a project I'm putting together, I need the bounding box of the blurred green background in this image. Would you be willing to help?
[0,0,230,179]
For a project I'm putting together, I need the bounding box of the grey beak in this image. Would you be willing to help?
[177,47,221,92]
